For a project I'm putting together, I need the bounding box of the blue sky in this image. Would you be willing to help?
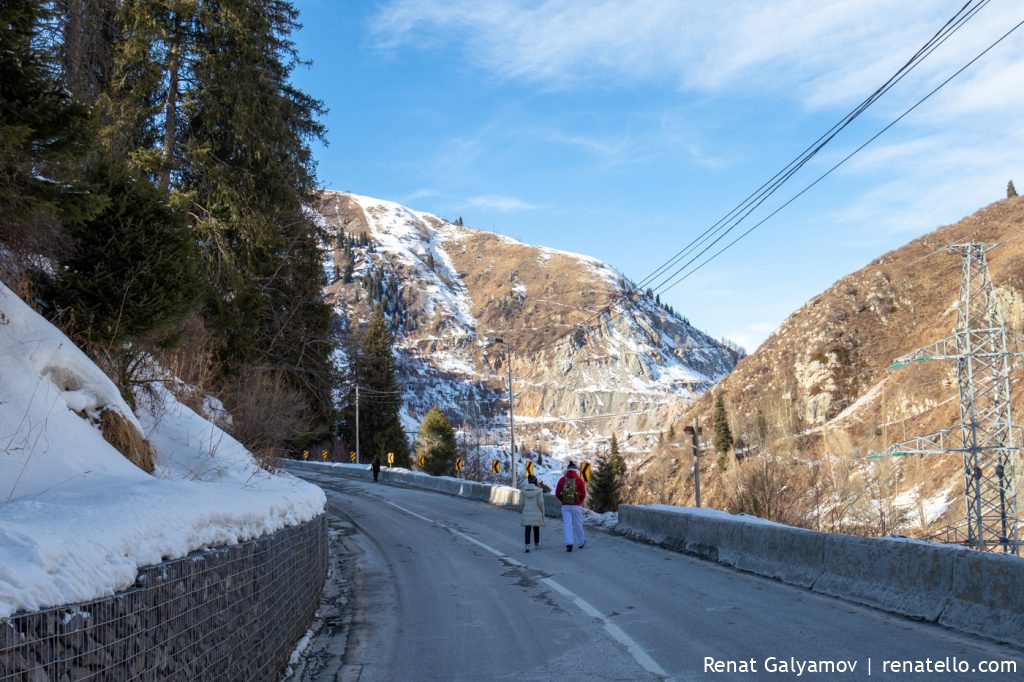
[291,1,1024,352]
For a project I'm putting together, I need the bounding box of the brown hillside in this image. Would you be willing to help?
[664,196,1024,538]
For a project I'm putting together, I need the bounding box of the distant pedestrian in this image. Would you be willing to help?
[520,474,545,552]
[556,461,586,552]
[371,455,381,482]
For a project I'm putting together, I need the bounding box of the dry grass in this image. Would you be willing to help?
[100,409,155,473]
[221,366,313,471]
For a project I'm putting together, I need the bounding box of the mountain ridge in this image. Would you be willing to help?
[313,190,742,457]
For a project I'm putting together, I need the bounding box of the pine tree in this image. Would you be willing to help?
[180,0,335,431]
[589,434,627,513]
[1009,180,1019,198]
[45,158,201,345]
[713,392,734,454]
[93,0,197,177]
[0,0,98,259]
[417,405,456,475]
[354,306,409,465]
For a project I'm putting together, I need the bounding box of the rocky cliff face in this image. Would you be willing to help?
[313,191,741,455]
[674,196,1024,537]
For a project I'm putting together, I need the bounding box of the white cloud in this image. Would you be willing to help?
[726,321,778,354]
[402,188,441,203]
[372,1,1024,275]
[370,1,1020,106]
[461,194,542,212]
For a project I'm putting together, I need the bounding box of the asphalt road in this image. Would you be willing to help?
[285,467,1023,681]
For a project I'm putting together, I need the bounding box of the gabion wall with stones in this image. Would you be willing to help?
[0,514,328,681]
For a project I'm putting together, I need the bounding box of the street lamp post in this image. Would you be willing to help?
[684,421,702,508]
[489,336,516,488]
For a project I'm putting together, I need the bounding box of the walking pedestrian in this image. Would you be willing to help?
[555,461,586,552]
[520,474,545,552]
[371,454,381,482]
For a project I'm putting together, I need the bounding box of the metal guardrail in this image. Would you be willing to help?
[0,514,328,681]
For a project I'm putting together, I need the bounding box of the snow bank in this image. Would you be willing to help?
[0,284,325,618]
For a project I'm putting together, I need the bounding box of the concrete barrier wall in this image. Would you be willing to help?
[617,504,1023,648]
[285,461,570,522]
[285,460,524,508]
[940,550,1024,645]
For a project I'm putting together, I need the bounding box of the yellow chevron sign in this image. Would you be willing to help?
[581,461,591,482]
[418,454,426,467]
[491,459,500,474]
[387,452,395,465]
[525,460,534,477]
[455,457,464,471]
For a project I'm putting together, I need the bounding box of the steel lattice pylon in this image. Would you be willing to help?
[873,243,1022,555]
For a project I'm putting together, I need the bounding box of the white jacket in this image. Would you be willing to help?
[519,484,546,527]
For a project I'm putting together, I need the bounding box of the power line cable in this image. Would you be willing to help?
[527,2,1011,358]
[638,0,990,295]
[652,12,1024,296]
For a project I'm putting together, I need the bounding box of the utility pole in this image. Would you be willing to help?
[487,336,517,487]
[355,384,360,464]
[871,243,1023,555]
[507,341,517,488]
[685,421,702,508]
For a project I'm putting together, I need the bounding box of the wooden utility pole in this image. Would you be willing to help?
[685,421,702,508]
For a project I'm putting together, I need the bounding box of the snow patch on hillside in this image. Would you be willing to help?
[346,194,478,369]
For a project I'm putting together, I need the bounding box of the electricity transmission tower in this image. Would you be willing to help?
[871,243,1022,555]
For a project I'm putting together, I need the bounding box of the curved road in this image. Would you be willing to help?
[287,467,1022,681]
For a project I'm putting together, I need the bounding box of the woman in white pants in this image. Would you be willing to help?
[555,462,587,552]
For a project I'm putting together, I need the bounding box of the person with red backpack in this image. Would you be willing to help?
[555,461,586,552]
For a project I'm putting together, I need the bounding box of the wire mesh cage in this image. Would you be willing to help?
[0,514,328,681]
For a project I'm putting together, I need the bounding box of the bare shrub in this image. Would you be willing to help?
[221,366,314,469]
[147,315,215,414]
[724,452,805,526]
[100,409,155,473]
[802,452,866,534]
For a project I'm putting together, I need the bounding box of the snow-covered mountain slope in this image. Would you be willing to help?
[315,191,741,453]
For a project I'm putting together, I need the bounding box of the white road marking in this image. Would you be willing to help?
[384,499,668,678]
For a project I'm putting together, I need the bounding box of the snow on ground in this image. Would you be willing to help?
[641,504,784,526]
[0,284,324,618]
